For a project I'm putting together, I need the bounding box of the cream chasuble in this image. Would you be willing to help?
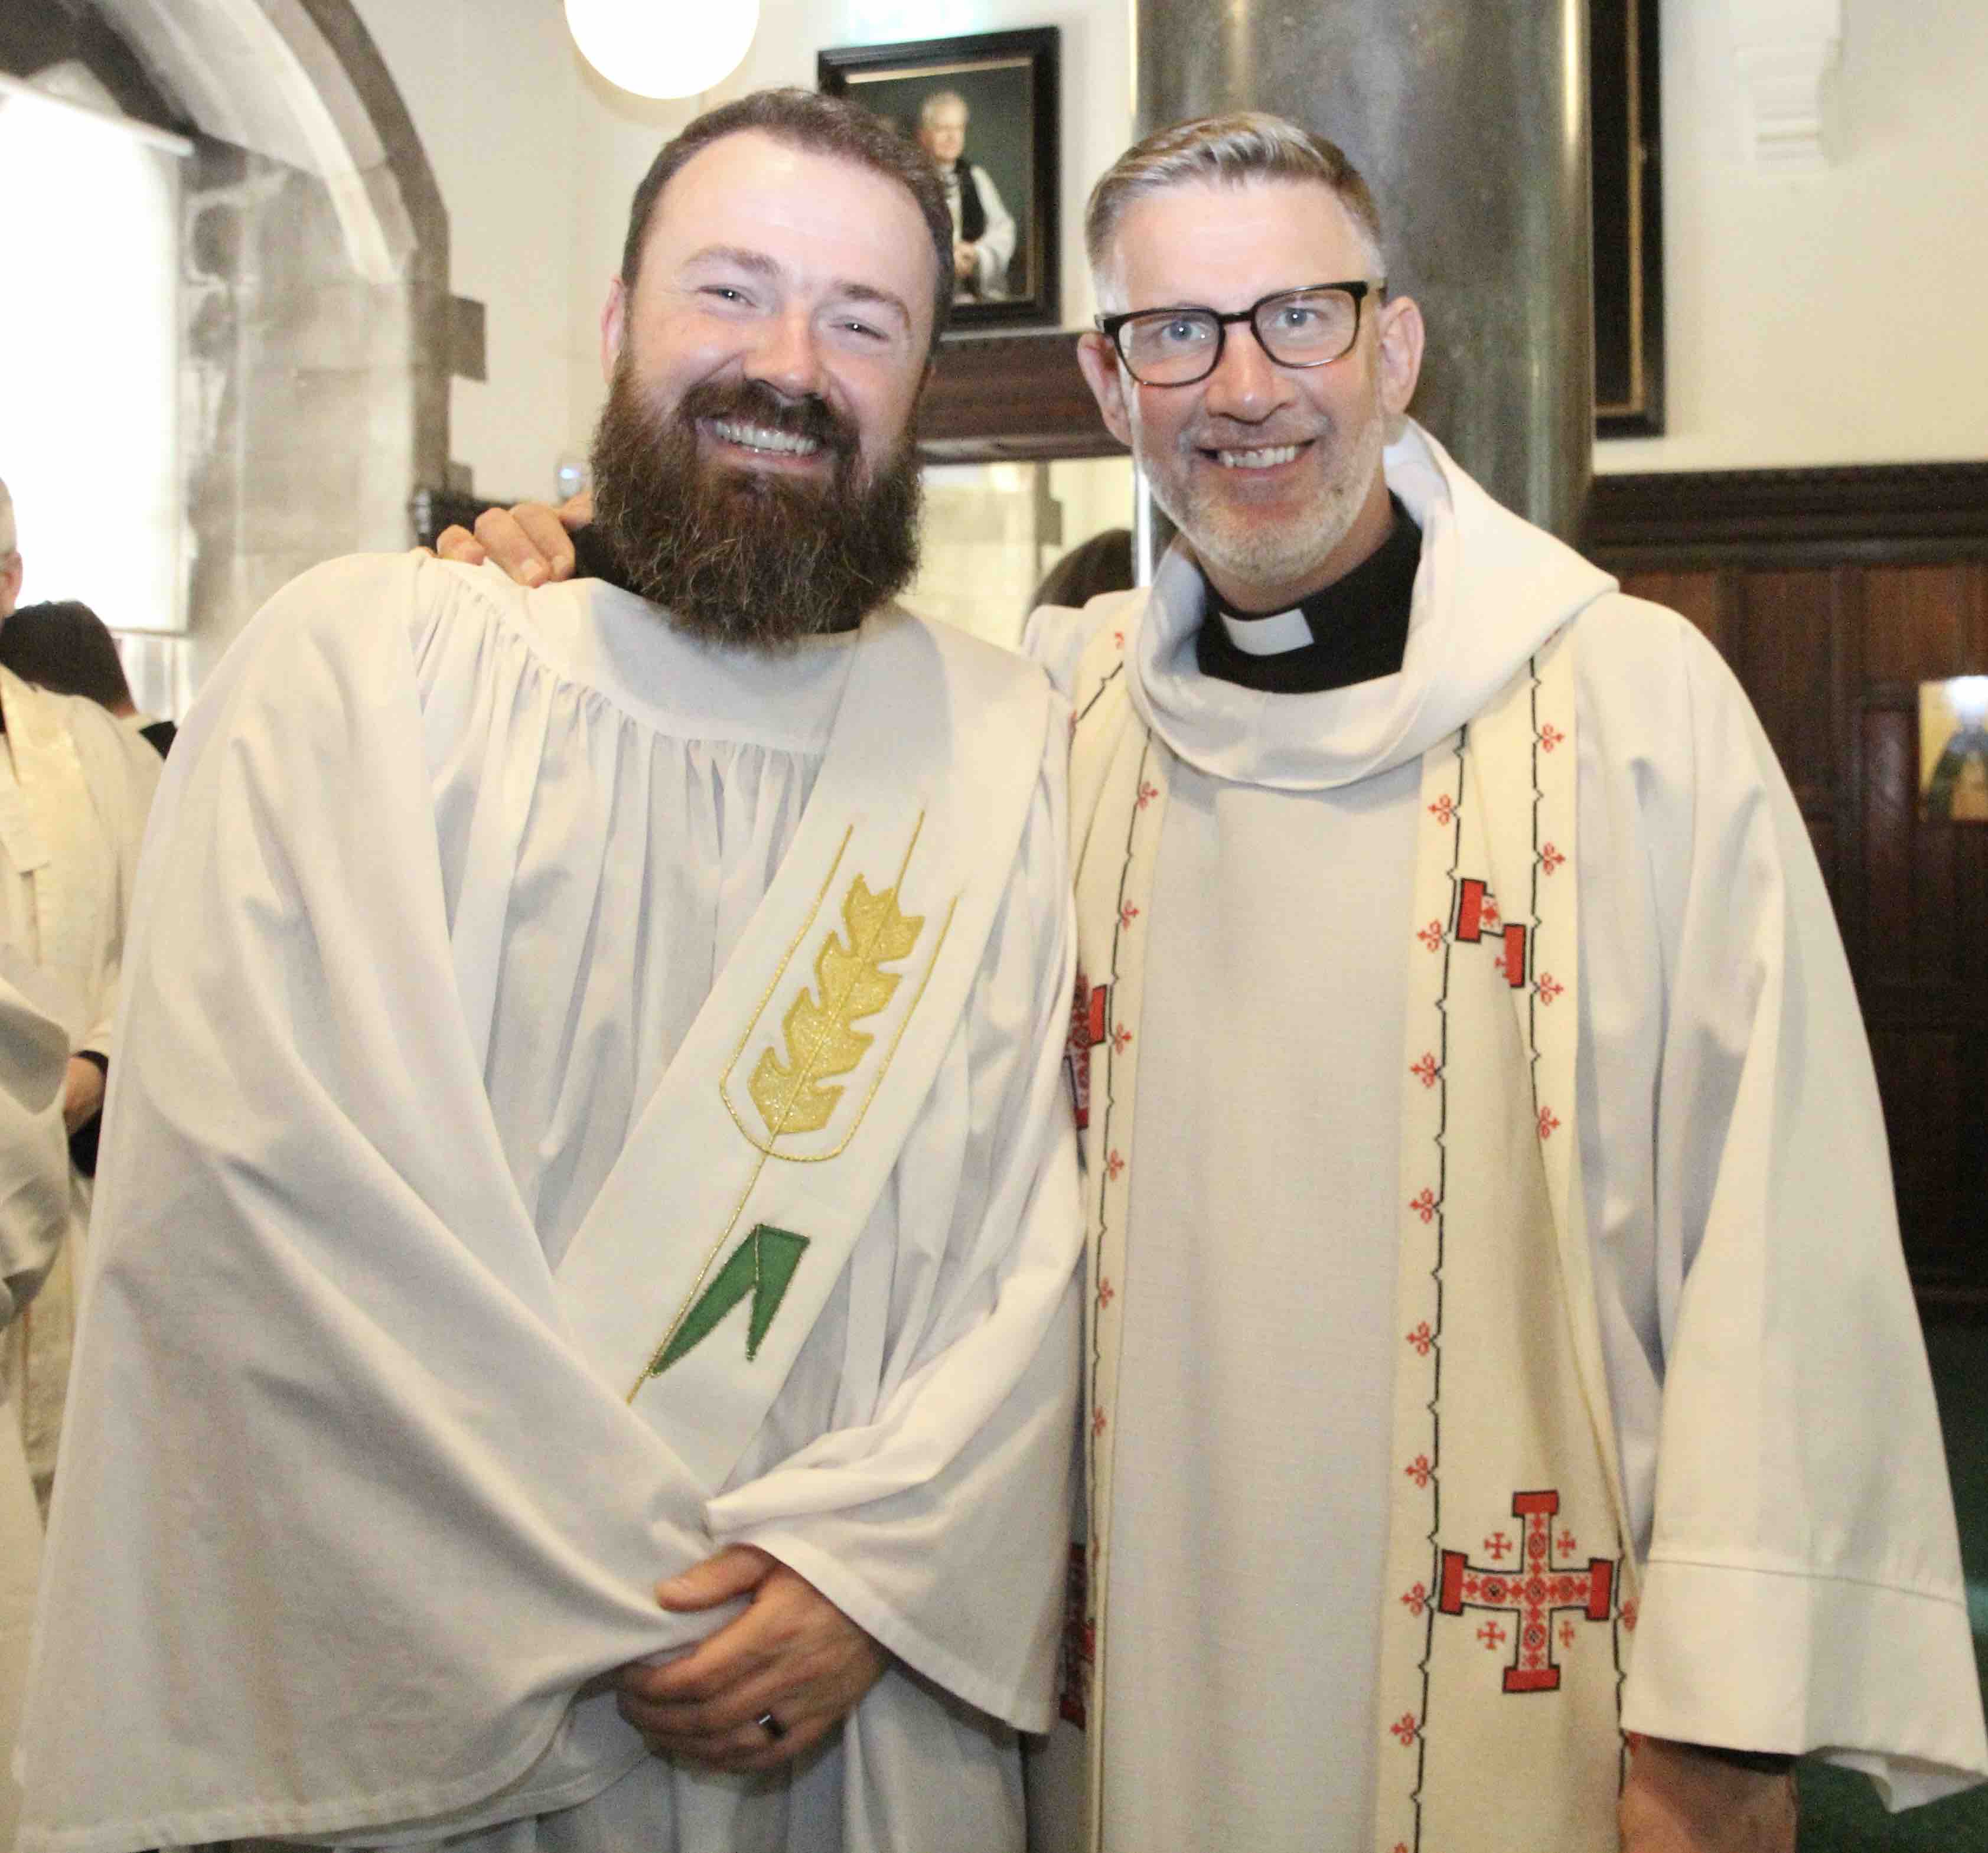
[1025,421,1986,1852]
[20,554,1082,1853]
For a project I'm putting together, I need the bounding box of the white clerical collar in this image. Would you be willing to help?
[1217,606,1312,655]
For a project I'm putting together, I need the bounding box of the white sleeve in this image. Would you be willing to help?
[1575,598,1988,1806]
[969,165,1017,296]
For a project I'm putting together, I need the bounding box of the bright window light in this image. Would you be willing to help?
[0,81,185,632]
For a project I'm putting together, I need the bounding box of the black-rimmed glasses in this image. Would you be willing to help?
[1096,280,1382,387]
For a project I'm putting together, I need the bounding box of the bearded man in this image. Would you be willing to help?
[18,89,1081,1853]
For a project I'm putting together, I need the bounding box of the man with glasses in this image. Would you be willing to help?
[1025,112,1986,1852]
[444,109,1986,1852]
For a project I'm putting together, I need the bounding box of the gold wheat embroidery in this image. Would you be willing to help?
[748,875,924,1139]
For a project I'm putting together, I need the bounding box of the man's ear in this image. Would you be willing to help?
[0,553,21,622]
[1075,332,1136,451]
[1376,293,1425,417]
[600,277,628,384]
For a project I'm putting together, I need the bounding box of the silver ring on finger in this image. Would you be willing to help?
[755,1710,787,1743]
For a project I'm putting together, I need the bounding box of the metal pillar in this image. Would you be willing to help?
[1133,0,1593,540]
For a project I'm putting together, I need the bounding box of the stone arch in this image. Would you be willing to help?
[4,0,449,668]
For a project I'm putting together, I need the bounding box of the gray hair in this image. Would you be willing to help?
[919,90,968,128]
[1085,112,1387,305]
[0,477,14,559]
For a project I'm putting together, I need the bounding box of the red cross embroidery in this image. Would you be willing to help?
[1389,1713,1419,1747]
[1065,975,1108,1131]
[1105,1149,1125,1182]
[1404,1454,1434,1489]
[1536,971,1565,1005]
[1400,1582,1429,1617]
[1410,1052,1440,1089]
[1538,1104,1560,1140]
[1096,1277,1115,1308]
[1091,1406,1107,1436]
[1416,919,1444,952]
[1620,1599,1638,1632]
[1482,1530,1513,1561]
[1408,1188,1436,1223]
[1111,1022,1133,1053]
[1454,877,1527,986]
[1119,901,1140,928]
[1557,1529,1578,1554]
[1135,780,1158,810]
[1406,1320,1435,1356]
[1477,1620,1507,1651]
[1112,629,1125,650]
[1428,793,1456,825]
[1436,1490,1616,1693]
[1539,722,1565,752]
[1541,841,1566,875]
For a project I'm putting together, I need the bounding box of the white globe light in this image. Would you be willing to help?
[563,0,760,100]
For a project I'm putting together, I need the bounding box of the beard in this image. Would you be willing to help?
[588,360,924,651]
[1140,396,1386,608]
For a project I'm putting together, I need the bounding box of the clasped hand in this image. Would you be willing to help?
[614,1544,887,1773]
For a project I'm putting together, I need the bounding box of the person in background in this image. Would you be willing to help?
[0,601,175,759]
[917,90,1016,302]
[1028,528,1134,615]
[0,973,77,1851]
[0,484,19,625]
[0,480,159,1523]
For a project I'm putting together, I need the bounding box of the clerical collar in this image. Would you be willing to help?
[566,523,862,634]
[1195,493,1422,695]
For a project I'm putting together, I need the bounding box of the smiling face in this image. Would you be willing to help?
[1077,177,1423,612]
[588,129,939,646]
[602,128,937,491]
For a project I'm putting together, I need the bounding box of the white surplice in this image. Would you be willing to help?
[0,667,158,1512]
[0,970,73,1853]
[18,554,1082,1853]
[1025,422,1987,1851]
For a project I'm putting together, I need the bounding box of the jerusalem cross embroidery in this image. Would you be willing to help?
[1436,1490,1615,1692]
[1452,876,1528,987]
[1066,971,1109,1131]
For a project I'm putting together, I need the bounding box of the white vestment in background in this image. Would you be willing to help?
[1025,423,1987,1851]
[0,972,73,1853]
[0,667,158,1511]
[18,556,1082,1853]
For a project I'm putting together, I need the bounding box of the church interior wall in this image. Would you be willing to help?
[345,0,1132,504]
[1596,0,1988,472]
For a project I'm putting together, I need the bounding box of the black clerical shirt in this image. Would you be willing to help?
[1194,493,1422,695]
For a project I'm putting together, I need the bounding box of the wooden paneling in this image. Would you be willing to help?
[917,332,1123,462]
[1595,464,1988,1319]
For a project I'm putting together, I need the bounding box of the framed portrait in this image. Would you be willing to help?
[1593,0,1664,436]
[818,28,1060,333]
[1919,677,1988,823]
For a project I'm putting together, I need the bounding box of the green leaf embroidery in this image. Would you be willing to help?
[650,1224,810,1378]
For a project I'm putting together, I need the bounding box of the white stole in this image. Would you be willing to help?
[1056,622,1636,1852]
[551,609,1051,1489]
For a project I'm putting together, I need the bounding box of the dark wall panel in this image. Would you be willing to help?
[1599,465,1988,1319]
